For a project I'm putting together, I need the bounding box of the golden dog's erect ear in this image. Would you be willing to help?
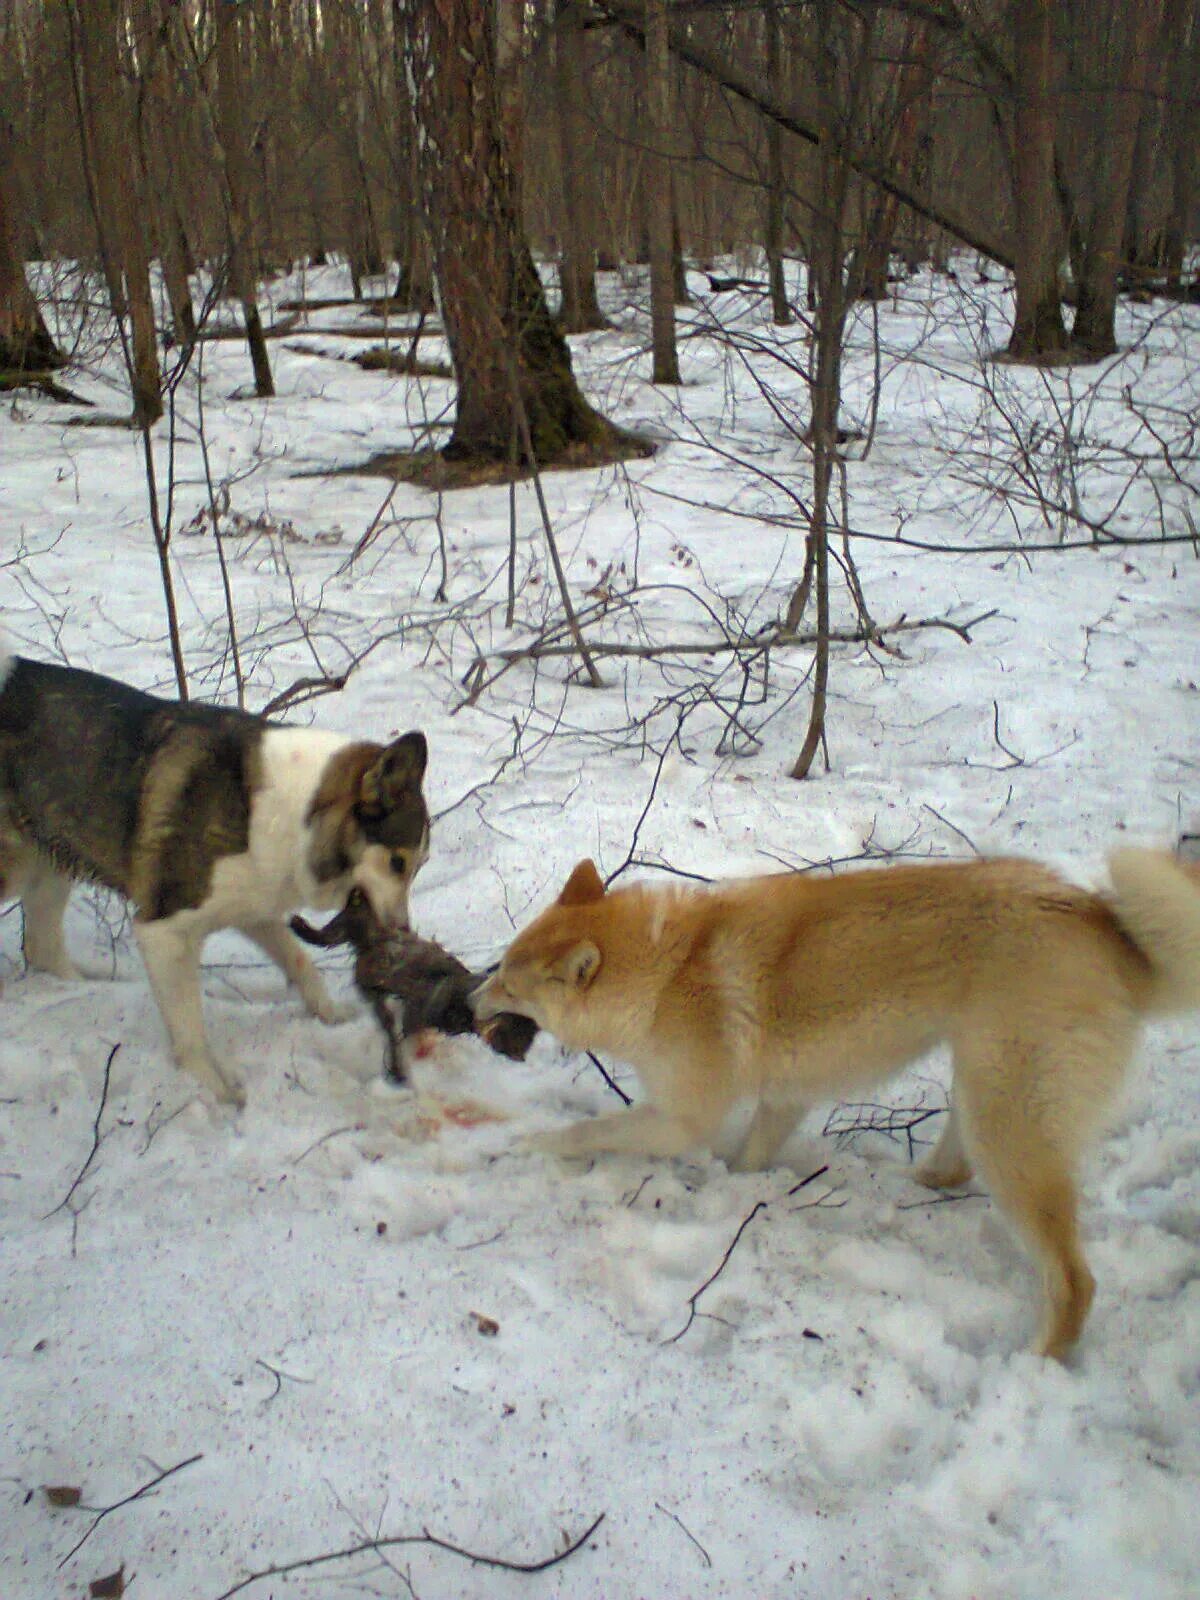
[557,859,605,907]
[553,940,601,989]
[360,731,428,810]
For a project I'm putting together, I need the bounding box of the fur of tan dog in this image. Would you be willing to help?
[473,849,1200,1359]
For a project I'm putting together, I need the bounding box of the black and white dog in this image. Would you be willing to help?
[0,637,429,1106]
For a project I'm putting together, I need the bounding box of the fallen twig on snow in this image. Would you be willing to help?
[461,609,998,676]
[255,1358,316,1403]
[665,1165,848,1344]
[57,1452,203,1568]
[208,1510,607,1598]
[43,1043,120,1220]
[654,1501,712,1568]
[920,803,981,856]
[664,1200,770,1345]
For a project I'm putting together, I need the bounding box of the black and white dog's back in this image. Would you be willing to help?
[0,636,429,1105]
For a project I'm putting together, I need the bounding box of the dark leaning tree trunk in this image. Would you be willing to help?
[397,0,635,463]
[0,125,63,374]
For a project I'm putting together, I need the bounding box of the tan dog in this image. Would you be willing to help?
[474,849,1200,1358]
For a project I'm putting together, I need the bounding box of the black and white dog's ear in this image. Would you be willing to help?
[360,731,428,812]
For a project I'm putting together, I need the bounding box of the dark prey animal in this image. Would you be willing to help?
[289,889,537,1082]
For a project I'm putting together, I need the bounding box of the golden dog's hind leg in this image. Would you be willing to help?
[916,1098,974,1190]
[954,1032,1106,1360]
[981,1151,1093,1359]
[1010,1167,1094,1361]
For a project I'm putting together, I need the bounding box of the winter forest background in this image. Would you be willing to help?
[2,3,1199,1598]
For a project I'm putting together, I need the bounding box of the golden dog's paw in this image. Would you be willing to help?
[180,1051,247,1111]
[309,992,356,1027]
[914,1156,973,1190]
[522,1125,590,1159]
[212,1071,248,1112]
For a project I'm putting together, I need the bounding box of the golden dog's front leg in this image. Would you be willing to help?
[729,1093,808,1172]
[531,1103,722,1161]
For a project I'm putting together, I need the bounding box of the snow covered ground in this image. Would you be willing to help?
[2,263,1198,1600]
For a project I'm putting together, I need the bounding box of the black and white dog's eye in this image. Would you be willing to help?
[390,851,408,874]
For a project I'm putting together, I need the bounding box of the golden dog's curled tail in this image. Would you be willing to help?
[1108,848,1200,1014]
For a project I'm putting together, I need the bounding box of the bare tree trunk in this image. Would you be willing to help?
[555,0,607,332]
[355,3,393,278]
[216,0,275,396]
[72,0,163,424]
[790,2,859,779]
[398,0,636,464]
[1071,0,1164,357]
[902,39,936,271]
[390,13,436,312]
[496,0,526,182]
[159,212,198,354]
[853,23,928,300]
[1005,0,1069,360]
[690,62,718,266]
[133,0,196,356]
[1121,37,1169,276]
[1160,0,1198,291]
[645,0,680,383]
[764,0,791,325]
[671,194,689,304]
[0,118,63,373]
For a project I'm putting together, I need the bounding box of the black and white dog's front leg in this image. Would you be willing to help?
[238,917,346,1024]
[135,915,245,1107]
